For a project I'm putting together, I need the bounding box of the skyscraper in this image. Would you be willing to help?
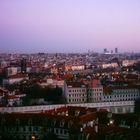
[104,48,107,54]
[115,48,118,54]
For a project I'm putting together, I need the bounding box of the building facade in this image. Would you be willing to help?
[103,86,140,102]
[0,106,139,140]
[88,79,103,103]
[64,82,87,104]
[64,80,140,105]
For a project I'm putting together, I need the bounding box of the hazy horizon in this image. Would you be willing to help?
[1,0,140,53]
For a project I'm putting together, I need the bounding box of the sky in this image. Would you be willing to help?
[0,0,140,53]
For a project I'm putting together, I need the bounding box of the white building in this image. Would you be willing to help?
[64,80,140,104]
[5,90,26,106]
[102,63,118,69]
[3,74,29,85]
[7,67,18,76]
[38,78,64,89]
[122,60,137,67]
[103,86,140,102]
[64,79,104,104]
[64,81,87,104]
[0,89,5,104]
[88,79,103,103]
[71,65,85,71]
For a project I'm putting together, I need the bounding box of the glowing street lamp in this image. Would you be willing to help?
[109,119,114,125]
[31,135,35,140]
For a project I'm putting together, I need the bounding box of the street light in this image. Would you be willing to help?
[31,135,35,140]
[109,119,114,125]
[107,119,114,126]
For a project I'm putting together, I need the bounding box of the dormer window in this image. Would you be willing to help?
[133,121,138,128]
[120,120,126,125]
[44,118,48,124]
[65,111,68,116]
[28,119,32,125]
[1,118,6,126]
[15,119,20,125]
[75,110,80,116]
[60,120,65,127]
[68,121,73,128]
[53,119,56,126]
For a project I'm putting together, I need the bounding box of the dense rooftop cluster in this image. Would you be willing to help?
[0,52,140,139]
[0,106,140,140]
[0,53,140,107]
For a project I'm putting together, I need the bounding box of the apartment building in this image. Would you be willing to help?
[3,74,29,85]
[64,80,140,104]
[64,79,104,104]
[64,81,87,104]
[103,86,140,102]
[0,106,98,140]
[88,79,103,103]
[0,106,140,140]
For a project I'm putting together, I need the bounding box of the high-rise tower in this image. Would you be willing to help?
[104,48,107,54]
[115,48,118,54]
[21,59,27,73]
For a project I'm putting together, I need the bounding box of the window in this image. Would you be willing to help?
[28,119,32,125]
[1,118,6,126]
[16,119,20,125]
[53,119,56,126]
[64,130,68,135]
[133,121,138,128]
[60,120,65,127]
[60,129,63,134]
[55,128,58,134]
[23,127,26,131]
[16,126,19,131]
[28,126,32,131]
[120,120,126,125]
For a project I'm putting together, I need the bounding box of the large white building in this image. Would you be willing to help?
[102,62,118,69]
[102,86,140,102]
[64,81,87,104]
[64,80,140,104]
[64,79,140,104]
[64,79,104,104]
[122,59,137,67]
[38,78,64,88]
[88,79,103,103]
[3,74,29,85]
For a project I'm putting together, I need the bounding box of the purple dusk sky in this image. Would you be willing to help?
[0,0,140,53]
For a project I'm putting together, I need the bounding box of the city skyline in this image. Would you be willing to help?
[1,0,140,53]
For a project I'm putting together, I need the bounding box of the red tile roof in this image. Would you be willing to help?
[67,81,86,88]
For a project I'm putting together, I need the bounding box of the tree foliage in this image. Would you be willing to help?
[7,80,63,105]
